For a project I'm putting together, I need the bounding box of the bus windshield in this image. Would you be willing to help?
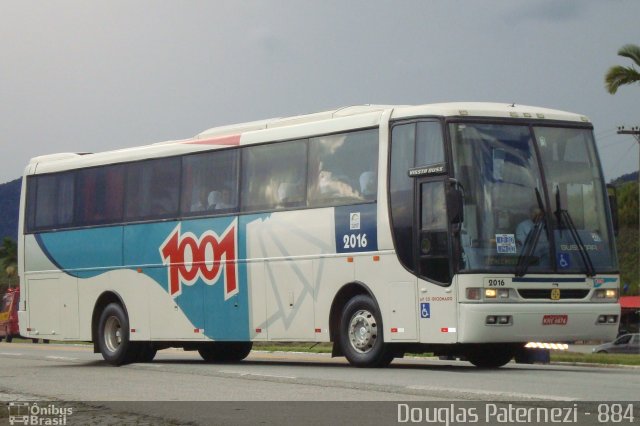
[450,122,617,275]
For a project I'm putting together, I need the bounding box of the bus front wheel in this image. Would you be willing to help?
[97,303,137,366]
[339,294,394,368]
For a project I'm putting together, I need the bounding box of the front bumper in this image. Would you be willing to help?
[458,302,620,343]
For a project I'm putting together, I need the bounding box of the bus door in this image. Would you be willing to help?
[414,174,460,343]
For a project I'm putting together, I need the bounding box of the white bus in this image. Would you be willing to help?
[17,103,620,368]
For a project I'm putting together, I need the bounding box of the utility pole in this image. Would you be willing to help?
[616,125,640,183]
[617,126,640,143]
[616,126,640,295]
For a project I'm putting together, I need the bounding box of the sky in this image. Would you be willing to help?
[1,0,639,184]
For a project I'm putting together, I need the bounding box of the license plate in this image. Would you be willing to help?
[542,315,568,325]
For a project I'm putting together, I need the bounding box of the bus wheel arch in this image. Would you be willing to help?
[329,282,374,348]
[329,282,393,366]
[91,291,128,352]
[92,291,140,365]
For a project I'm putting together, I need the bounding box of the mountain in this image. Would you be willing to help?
[610,171,639,186]
[0,178,21,241]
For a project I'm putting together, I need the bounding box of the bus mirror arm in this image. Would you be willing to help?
[447,179,464,225]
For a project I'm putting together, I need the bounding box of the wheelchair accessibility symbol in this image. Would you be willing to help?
[557,252,571,269]
[420,303,431,319]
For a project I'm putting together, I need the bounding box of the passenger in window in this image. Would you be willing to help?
[191,187,209,212]
[208,187,234,210]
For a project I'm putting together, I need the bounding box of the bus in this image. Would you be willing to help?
[17,103,620,368]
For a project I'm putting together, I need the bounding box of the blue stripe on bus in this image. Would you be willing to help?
[34,214,270,341]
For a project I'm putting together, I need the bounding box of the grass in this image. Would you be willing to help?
[551,352,640,366]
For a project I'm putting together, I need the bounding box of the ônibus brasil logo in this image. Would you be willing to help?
[159,220,238,300]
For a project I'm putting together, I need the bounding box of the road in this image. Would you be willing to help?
[0,342,638,424]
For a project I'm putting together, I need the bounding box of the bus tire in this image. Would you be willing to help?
[5,329,12,343]
[198,342,253,363]
[339,294,394,368]
[466,344,514,368]
[97,303,137,366]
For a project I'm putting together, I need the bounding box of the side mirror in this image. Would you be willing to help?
[606,184,619,236]
[447,179,464,224]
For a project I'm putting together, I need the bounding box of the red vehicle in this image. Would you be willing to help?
[0,287,20,342]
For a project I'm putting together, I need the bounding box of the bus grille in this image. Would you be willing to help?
[517,289,590,300]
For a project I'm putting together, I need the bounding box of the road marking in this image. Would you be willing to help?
[406,385,577,401]
[45,356,79,361]
[0,352,23,356]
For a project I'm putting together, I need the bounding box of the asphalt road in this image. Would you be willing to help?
[0,342,638,425]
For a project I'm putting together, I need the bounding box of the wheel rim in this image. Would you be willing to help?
[104,315,122,353]
[348,309,377,354]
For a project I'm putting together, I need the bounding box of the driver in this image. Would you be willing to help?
[516,206,544,248]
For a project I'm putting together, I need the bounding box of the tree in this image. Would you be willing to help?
[605,44,640,94]
[0,237,17,278]
[606,44,640,297]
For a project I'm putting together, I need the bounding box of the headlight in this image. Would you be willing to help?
[484,288,510,299]
[593,289,618,300]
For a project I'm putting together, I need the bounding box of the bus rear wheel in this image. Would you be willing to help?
[198,342,253,363]
[339,294,394,368]
[466,344,514,368]
[97,303,138,366]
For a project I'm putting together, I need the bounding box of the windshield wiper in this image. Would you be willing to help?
[554,186,596,277]
[516,188,547,277]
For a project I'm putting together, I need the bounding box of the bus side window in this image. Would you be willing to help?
[181,149,239,216]
[389,123,416,271]
[28,172,75,231]
[241,140,307,212]
[76,165,124,226]
[307,129,378,207]
[416,122,445,166]
[125,157,181,221]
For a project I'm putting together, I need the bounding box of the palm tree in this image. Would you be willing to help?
[605,44,640,94]
[0,237,17,278]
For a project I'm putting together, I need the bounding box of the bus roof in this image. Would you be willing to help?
[26,102,589,175]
